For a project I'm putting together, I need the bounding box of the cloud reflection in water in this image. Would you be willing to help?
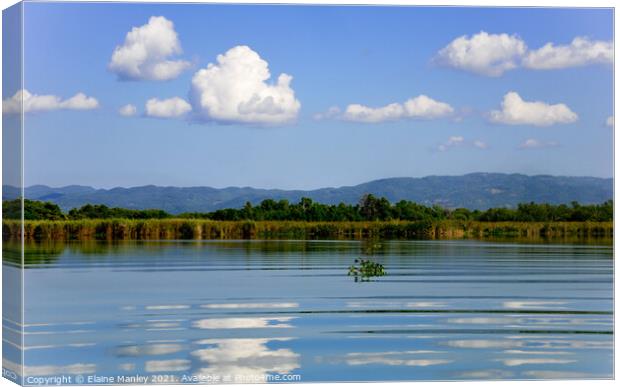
[191,338,300,383]
[193,317,296,330]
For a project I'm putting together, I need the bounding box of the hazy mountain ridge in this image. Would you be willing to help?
[2,173,612,214]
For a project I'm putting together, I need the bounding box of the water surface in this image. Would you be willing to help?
[3,240,614,383]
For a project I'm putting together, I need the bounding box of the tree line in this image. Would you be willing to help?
[2,195,613,222]
[3,200,169,221]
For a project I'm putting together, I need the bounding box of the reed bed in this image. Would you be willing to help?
[2,219,613,241]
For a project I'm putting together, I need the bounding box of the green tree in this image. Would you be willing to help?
[3,199,65,220]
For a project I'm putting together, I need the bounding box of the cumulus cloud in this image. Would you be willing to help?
[606,116,614,127]
[519,138,559,149]
[343,103,404,123]
[192,338,299,381]
[59,93,99,110]
[109,16,190,81]
[435,32,612,76]
[435,31,527,76]
[145,97,191,118]
[403,95,455,118]
[340,95,453,123]
[437,136,464,152]
[523,37,613,70]
[488,92,578,127]
[190,45,300,124]
[119,104,137,117]
[3,89,99,114]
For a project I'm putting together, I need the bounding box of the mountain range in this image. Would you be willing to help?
[2,173,613,214]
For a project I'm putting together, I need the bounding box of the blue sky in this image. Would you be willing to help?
[3,3,614,189]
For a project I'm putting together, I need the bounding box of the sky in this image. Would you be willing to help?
[2,2,614,189]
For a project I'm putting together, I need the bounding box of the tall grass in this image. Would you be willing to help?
[2,219,613,241]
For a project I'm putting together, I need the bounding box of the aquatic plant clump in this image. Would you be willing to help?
[348,258,386,280]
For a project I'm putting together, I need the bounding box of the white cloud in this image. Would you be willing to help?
[145,97,191,118]
[606,116,614,127]
[2,89,99,114]
[403,95,455,118]
[190,45,300,124]
[435,31,527,76]
[523,37,613,70]
[488,92,578,127]
[341,95,453,123]
[193,317,295,330]
[313,106,341,121]
[109,16,190,81]
[145,304,190,310]
[519,138,559,149]
[192,338,299,381]
[343,103,404,123]
[473,140,488,149]
[437,135,464,152]
[117,343,183,357]
[345,351,452,367]
[59,93,99,110]
[435,33,612,76]
[119,104,137,117]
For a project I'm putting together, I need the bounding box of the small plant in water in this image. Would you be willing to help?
[348,258,386,281]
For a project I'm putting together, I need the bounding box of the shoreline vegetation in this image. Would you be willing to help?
[2,196,613,241]
[3,219,613,242]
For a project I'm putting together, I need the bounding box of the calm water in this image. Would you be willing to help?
[2,240,614,383]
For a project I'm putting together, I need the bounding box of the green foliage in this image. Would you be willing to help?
[348,258,386,280]
[67,204,171,220]
[3,199,65,220]
[475,200,613,222]
[2,198,613,224]
[184,197,613,223]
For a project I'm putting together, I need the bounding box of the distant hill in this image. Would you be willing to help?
[2,173,613,214]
